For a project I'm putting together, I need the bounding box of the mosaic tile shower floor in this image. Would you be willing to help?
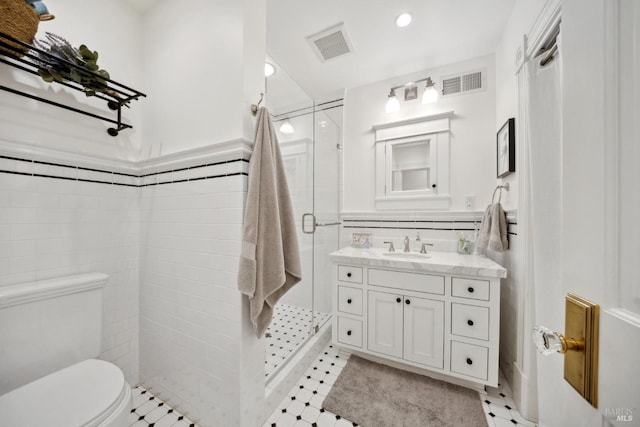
[264,304,331,379]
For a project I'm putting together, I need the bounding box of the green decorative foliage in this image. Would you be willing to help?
[30,32,127,106]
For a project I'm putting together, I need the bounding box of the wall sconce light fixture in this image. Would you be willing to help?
[385,76,438,113]
[422,77,438,104]
[385,89,400,113]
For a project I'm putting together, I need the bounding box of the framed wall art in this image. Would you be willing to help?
[497,118,515,178]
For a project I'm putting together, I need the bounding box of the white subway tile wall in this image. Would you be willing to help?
[0,148,263,426]
[0,162,140,384]
[138,164,255,426]
[339,213,517,254]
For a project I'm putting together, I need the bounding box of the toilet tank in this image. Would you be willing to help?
[0,273,108,395]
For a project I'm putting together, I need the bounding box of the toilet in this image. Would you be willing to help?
[0,273,131,427]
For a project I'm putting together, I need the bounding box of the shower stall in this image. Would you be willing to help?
[263,99,343,381]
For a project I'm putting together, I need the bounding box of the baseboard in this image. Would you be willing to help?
[512,361,538,422]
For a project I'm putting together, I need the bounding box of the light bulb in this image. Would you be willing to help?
[385,90,400,113]
[279,120,294,134]
[395,13,412,28]
[422,79,438,104]
[264,62,275,77]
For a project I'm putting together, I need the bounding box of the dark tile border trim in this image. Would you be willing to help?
[342,217,518,234]
[0,155,249,187]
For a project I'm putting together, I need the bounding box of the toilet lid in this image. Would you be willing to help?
[0,359,128,427]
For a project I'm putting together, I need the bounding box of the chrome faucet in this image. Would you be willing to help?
[420,243,434,254]
[403,236,410,252]
[383,241,395,252]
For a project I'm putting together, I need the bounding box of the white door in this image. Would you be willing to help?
[532,1,640,426]
[403,296,444,368]
[367,290,403,358]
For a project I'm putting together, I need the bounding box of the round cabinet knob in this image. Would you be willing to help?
[432,184,437,188]
[405,299,411,305]
[347,272,352,278]
[467,319,474,326]
[347,330,352,336]
[396,297,401,303]
[468,286,475,293]
[466,358,473,365]
[347,298,352,304]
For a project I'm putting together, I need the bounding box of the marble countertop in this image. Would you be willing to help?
[329,247,507,279]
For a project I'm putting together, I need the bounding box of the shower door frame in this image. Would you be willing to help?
[265,100,342,382]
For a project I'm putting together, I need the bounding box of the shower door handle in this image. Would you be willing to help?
[315,221,342,227]
[302,213,316,234]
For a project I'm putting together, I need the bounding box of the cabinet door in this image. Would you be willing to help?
[403,296,444,368]
[367,290,403,358]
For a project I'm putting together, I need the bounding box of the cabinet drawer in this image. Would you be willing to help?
[337,316,363,348]
[451,277,490,301]
[338,285,363,315]
[338,265,363,284]
[368,269,444,295]
[451,303,489,341]
[450,341,489,380]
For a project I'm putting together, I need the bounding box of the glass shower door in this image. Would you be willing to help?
[264,100,342,381]
[265,103,316,380]
[310,102,342,330]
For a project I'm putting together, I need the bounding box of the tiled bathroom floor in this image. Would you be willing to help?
[128,386,198,427]
[265,304,331,379]
[130,343,535,427]
[264,343,538,427]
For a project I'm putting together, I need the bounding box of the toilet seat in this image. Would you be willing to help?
[0,359,131,427]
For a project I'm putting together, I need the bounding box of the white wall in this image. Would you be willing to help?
[0,0,144,392]
[138,1,267,425]
[493,0,547,418]
[343,55,497,213]
[139,167,250,426]
[1,1,268,425]
[140,0,264,159]
[0,158,140,384]
[0,0,144,161]
[495,0,548,213]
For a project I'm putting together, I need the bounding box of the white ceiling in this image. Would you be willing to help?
[267,0,516,101]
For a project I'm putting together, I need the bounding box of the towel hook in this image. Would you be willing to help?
[251,93,264,116]
[492,182,510,203]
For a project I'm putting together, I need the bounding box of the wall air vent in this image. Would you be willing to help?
[441,70,485,96]
[307,23,353,62]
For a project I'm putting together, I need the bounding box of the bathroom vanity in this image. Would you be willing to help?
[329,247,507,388]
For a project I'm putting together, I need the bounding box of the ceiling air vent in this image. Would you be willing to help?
[307,23,353,62]
[441,70,485,96]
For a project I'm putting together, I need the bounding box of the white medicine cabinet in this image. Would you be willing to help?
[374,111,453,209]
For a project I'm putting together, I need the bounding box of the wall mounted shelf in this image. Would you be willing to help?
[0,31,146,136]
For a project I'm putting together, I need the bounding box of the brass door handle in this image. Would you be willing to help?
[533,326,584,354]
[532,293,600,408]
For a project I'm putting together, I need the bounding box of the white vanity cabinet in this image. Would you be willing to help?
[367,285,444,369]
[330,248,507,388]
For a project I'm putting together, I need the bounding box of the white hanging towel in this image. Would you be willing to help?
[476,203,509,252]
[237,106,302,337]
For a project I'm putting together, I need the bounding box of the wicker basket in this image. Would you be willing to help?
[0,0,40,57]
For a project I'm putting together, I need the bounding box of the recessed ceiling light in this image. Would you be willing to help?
[264,62,275,77]
[395,13,412,28]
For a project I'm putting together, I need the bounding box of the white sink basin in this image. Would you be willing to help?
[382,252,431,259]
